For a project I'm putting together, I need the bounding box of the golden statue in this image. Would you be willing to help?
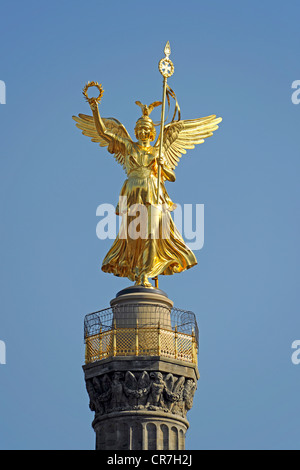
[73,43,222,288]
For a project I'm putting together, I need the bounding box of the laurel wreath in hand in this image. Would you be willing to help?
[82,81,104,104]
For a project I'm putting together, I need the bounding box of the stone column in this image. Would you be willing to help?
[83,286,199,450]
[111,285,173,329]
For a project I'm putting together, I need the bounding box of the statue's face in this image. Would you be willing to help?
[136,125,151,141]
[135,123,154,142]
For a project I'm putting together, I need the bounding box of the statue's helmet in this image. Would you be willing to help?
[134,100,161,141]
[134,115,156,141]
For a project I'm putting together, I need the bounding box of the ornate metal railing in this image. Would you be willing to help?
[84,304,199,365]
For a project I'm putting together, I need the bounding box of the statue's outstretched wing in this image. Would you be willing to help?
[156,115,222,170]
[72,114,132,170]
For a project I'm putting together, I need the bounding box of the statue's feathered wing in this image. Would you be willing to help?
[72,114,132,170]
[156,115,222,170]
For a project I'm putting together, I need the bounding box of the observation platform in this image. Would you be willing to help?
[84,292,199,366]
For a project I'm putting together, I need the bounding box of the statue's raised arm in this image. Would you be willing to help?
[72,82,133,171]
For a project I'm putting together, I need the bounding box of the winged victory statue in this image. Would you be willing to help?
[72,43,222,288]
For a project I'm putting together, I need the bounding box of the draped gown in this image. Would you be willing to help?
[101,138,197,284]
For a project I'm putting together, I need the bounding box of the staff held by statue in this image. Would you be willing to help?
[157,41,175,206]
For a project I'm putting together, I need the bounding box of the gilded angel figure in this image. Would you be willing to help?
[73,85,221,288]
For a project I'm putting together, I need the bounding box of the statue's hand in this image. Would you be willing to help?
[158,156,165,166]
[89,98,99,112]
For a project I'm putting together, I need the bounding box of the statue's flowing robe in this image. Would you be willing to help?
[102,140,197,282]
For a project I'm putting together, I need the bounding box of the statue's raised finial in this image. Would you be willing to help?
[164,41,171,58]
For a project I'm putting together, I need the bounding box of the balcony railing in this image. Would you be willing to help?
[84,304,199,365]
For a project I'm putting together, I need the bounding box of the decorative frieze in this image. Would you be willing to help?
[85,370,196,420]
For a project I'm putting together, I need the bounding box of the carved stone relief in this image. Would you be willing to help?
[86,370,197,419]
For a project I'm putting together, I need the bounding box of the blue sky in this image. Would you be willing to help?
[0,0,299,450]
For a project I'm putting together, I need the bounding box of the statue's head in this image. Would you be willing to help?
[134,116,156,142]
[134,100,161,142]
[150,371,164,382]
